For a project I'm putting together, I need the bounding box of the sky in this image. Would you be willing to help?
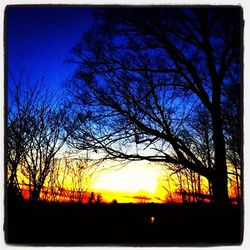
[91,162,166,203]
[6,6,167,202]
[5,5,244,205]
[7,6,92,93]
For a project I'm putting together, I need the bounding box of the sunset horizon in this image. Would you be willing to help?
[5,5,243,245]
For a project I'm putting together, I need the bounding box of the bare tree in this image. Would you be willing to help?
[25,101,67,201]
[65,156,96,203]
[223,78,241,202]
[179,106,214,199]
[67,8,242,203]
[7,78,43,199]
[88,192,95,204]
[7,78,69,202]
[95,193,103,204]
[45,157,69,202]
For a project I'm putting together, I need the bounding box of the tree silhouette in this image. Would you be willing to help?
[88,191,95,204]
[68,7,242,203]
[111,199,118,204]
[223,78,241,202]
[7,81,34,199]
[95,193,103,204]
[7,79,69,202]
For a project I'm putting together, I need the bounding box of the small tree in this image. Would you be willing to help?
[95,193,103,204]
[7,81,35,199]
[111,199,118,204]
[88,192,95,204]
[7,78,69,202]
[223,78,241,202]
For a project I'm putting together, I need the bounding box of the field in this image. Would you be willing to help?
[5,199,242,246]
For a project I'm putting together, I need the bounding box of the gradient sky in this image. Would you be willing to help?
[7,6,92,93]
[6,6,168,201]
[6,6,241,203]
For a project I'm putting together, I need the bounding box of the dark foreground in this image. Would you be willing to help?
[5,200,243,246]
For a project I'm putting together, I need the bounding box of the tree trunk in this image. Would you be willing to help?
[31,185,41,202]
[211,173,228,204]
[8,164,22,199]
[211,110,229,204]
[233,151,241,204]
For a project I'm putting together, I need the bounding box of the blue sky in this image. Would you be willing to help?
[7,6,93,93]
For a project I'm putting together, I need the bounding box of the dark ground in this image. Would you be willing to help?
[5,199,243,246]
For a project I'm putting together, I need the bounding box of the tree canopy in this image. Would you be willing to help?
[67,7,242,203]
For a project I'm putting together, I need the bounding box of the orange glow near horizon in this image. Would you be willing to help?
[17,160,167,203]
[17,159,240,204]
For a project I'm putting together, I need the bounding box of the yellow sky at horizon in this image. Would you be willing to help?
[89,188,165,203]
[90,161,167,203]
[15,157,168,203]
[15,155,239,203]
